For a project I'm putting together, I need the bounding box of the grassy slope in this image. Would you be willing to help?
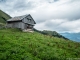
[0,10,11,23]
[0,28,80,60]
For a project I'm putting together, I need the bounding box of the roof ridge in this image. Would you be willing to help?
[7,14,29,21]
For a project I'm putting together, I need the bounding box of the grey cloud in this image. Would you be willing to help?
[45,21,60,28]
[0,0,80,32]
[37,1,80,21]
[44,20,64,31]
[0,0,35,12]
[54,0,59,2]
[0,0,6,2]
[13,0,34,11]
[35,19,46,23]
[48,0,59,3]
[51,11,80,20]
[40,19,80,32]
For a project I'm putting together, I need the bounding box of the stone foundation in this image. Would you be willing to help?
[23,29,34,33]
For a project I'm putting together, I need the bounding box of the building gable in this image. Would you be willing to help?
[23,14,36,25]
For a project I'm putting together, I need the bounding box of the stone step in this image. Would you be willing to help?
[23,29,33,32]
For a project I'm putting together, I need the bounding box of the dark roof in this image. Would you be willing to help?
[7,14,29,21]
[7,14,36,24]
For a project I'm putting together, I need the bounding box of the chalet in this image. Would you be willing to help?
[7,14,36,32]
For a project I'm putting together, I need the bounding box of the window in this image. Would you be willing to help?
[27,18,29,20]
[27,18,31,21]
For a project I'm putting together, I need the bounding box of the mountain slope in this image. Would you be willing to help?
[0,28,80,60]
[0,10,11,23]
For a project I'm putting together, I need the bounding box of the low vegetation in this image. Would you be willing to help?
[0,28,80,60]
[0,10,11,23]
[33,28,69,40]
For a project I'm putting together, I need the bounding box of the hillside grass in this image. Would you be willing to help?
[0,10,11,23]
[0,28,80,60]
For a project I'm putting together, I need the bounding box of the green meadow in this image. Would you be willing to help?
[0,28,80,60]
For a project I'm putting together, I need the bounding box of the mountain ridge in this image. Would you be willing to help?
[33,28,69,40]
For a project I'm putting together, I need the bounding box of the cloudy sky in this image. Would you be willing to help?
[0,0,80,33]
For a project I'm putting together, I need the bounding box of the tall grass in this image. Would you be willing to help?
[0,28,80,60]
